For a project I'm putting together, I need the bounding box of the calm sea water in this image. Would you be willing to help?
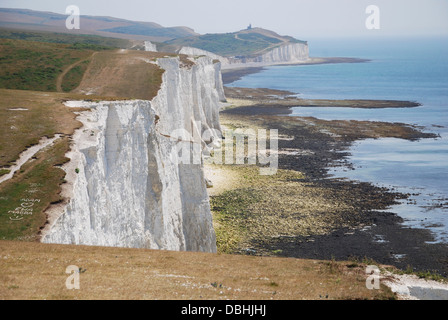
[228,37,448,243]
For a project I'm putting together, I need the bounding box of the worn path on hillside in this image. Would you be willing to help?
[56,52,97,93]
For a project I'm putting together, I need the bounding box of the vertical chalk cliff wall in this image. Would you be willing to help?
[231,42,310,66]
[179,47,229,65]
[254,43,309,64]
[41,56,225,253]
[144,41,158,52]
[179,43,309,69]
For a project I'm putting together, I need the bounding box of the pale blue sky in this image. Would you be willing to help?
[1,0,447,39]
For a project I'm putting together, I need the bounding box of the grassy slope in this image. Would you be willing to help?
[0,9,198,42]
[60,59,92,92]
[161,28,306,57]
[0,89,86,167]
[74,50,167,100]
[0,29,135,94]
[101,24,197,39]
[0,38,100,92]
[0,89,87,241]
[0,240,396,300]
[0,28,131,49]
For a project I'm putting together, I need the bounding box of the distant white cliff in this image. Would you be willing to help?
[253,43,309,64]
[144,41,158,52]
[180,42,309,69]
[41,56,225,253]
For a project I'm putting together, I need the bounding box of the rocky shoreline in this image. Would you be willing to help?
[213,85,448,278]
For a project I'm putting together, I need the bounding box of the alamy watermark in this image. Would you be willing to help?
[168,122,278,175]
[365,5,380,30]
[366,265,381,290]
[66,265,80,290]
[66,5,80,30]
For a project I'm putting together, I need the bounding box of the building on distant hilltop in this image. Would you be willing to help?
[247,24,252,30]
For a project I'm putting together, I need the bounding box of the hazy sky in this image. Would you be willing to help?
[1,0,447,39]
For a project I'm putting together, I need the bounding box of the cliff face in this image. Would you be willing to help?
[226,43,310,68]
[253,43,309,64]
[144,41,158,52]
[180,43,309,69]
[41,56,224,253]
[179,47,229,65]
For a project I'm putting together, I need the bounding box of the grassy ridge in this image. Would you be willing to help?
[0,137,71,241]
[0,240,396,300]
[164,33,273,57]
[0,38,97,92]
[0,28,131,49]
[61,59,91,92]
[101,24,196,39]
[0,89,84,167]
[74,50,168,100]
[162,29,306,57]
[0,90,86,241]
[0,29,133,93]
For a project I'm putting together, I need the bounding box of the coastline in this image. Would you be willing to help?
[223,87,422,110]
[221,57,370,84]
[208,85,448,278]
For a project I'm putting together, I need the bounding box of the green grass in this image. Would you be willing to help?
[61,59,91,92]
[0,28,130,49]
[163,31,305,57]
[237,32,283,44]
[164,33,266,57]
[385,265,448,282]
[0,137,70,241]
[0,169,10,177]
[101,24,195,39]
[0,38,97,92]
[0,89,87,241]
[0,89,84,167]
[75,50,167,100]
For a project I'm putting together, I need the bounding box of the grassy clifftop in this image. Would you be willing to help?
[0,28,132,93]
[0,89,87,241]
[160,27,307,57]
[0,8,198,42]
[0,28,132,48]
[73,50,168,100]
[0,30,169,99]
[0,38,99,92]
[0,240,396,300]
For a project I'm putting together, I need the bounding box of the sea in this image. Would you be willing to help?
[227,36,448,244]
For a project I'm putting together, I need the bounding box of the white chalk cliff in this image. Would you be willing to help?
[180,43,309,69]
[144,41,158,52]
[252,43,309,64]
[42,56,225,253]
[179,47,229,65]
